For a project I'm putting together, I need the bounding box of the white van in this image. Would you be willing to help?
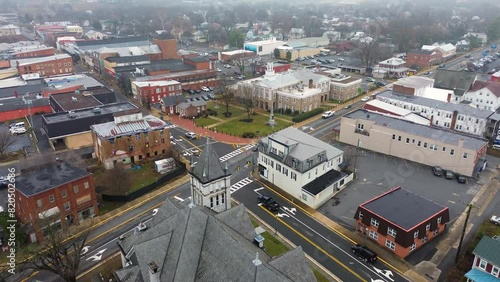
[9,122,25,129]
[492,144,500,150]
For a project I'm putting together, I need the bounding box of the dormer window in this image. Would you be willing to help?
[292,159,297,168]
[318,154,323,162]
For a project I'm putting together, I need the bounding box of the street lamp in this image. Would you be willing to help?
[352,139,361,176]
[192,117,196,134]
[23,92,34,136]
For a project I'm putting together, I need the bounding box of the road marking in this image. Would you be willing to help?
[277,213,290,218]
[259,206,366,281]
[254,187,264,194]
[81,246,90,256]
[219,144,256,162]
[173,196,185,202]
[86,249,106,262]
[448,200,456,204]
[77,252,120,280]
[282,206,296,215]
[230,177,253,193]
[452,193,460,197]
[373,267,394,281]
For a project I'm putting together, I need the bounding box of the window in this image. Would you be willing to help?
[387,227,397,237]
[406,138,410,144]
[414,230,419,238]
[291,172,297,181]
[358,211,363,219]
[370,218,379,228]
[64,202,70,211]
[385,239,395,251]
[437,216,442,224]
[210,197,214,208]
[479,259,487,270]
[283,168,288,176]
[417,141,421,147]
[221,193,225,204]
[463,153,468,159]
[216,195,219,206]
[73,185,79,193]
[276,164,281,172]
[426,223,431,231]
[369,230,378,240]
[423,142,428,148]
[412,139,415,144]
[422,236,428,243]
[442,147,446,152]
[61,190,67,198]
[492,266,499,277]
[450,149,455,156]
[357,123,364,130]
[84,181,89,189]
[433,229,439,236]
[49,195,55,203]
[37,199,43,208]
[409,243,416,253]
[392,134,396,140]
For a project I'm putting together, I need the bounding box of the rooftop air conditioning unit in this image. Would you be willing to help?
[82,91,91,97]
[92,107,101,113]
[68,111,76,118]
[71,97,78,102]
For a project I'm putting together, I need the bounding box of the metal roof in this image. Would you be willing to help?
[91,114,167,139]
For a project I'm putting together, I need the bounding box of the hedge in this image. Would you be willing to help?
[291,108,324,123]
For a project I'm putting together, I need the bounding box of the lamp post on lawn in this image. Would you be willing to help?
[192,117,196,135]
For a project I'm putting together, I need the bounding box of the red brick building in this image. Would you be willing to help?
[0,97,52,122]
[131,80,183,105]
[406,49,441,68]
[15,160,98,242]
[256,62,291,75]
[15,54,74,77]
[354,187,449,258]
[14,46,55,58]
[152,37,179,60]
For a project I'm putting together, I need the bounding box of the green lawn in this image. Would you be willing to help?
[313,269,331,282]
[207,101,246,119]
[129,162,163,191]
[270,112,294,121]
[215,114,292,137]
[194,117,219,127]
[261,231,290,257]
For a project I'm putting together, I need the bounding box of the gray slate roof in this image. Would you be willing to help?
[0,97,49,112]
[361,187,449,231]
[161,95,186,106]
[433,69,477,96]
[117,199,316,282]
[16,162,90,197]
[251,70,330,90]
[377,90,493,119]
[190,139,230,184]
[473,236,500,267]
[177,100,207,109]
[345,109,487,151]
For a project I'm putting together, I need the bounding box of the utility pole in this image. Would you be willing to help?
[352,139,361,176]
[455,203,476,263]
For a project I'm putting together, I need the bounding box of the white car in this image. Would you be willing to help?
[365,77,376,82]
[216,68,222,72]
[185,132,197,139]
[10,127,26,135]
[491,215,500,225]
[322,111,335,119]
[201,86,210,92]
[338,58,345,61]
[224,64,231,68]
[361,97,371,102]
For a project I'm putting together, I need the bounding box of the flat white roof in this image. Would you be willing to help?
[12,54,71,66]
[365,99,411,116]
[419,87,451,102]
[394,76,434,89]
[0,77,26,89]
[221,50,254,56]
[133,80,180,87]
[244,39,286,46]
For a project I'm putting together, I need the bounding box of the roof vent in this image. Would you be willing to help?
[92,107,101,114]
[82,91,91,97]
[68,110,76,118]
[71,97,78,102]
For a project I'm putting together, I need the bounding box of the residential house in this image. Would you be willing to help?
[406,49,440,68]
[177,100,207,118]
[464,32,488,45]
[131,80,183,105]
[160,95,187,115]
[339,109,488,177]
[257,127,352,209]
[433,69,477,103]
[238,63,330,112]
[0,24,21,36]
[15,160,98,242]
[456,40,470,52]
[465,236,500,282]
[375,58,409,78]
[463,81,500,111]
[288,28,306,39]
[354,187,450,258]
[377,91,493,136]
[91,110,172,169]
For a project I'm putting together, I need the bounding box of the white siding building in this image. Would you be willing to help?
[257,127,352,209]
[377,91,493,137]
[462,81,500,111]
[244,38,286,56]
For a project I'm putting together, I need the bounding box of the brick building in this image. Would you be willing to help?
[256,62,291,75]
[131,80,183,105]
[15,160,98,242]
[13,46,55,58]
[91,110,172,169]
[13,54,74,77]
[0,97,51,122]
[354,187,449,258]
[406,49,440,68]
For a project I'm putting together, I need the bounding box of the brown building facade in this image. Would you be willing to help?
[354,187,449,258]
[91,110,172,169]
[406,49,441,68]
[15,161,98,242]
[15,54,73,77]
[14,47,55,58]
[152,37,179,60]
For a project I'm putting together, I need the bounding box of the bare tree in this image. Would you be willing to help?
[237,84,255,121]
[354,40,387,71]
[0,129,14,158]
[23,217,88,282]
[233,57,248,75]
[101,165,132,195]
[216,76,236,116]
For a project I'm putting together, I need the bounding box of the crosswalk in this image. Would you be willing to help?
[219,144,256,162]
[165,124,177,129]
[230,177,253,194]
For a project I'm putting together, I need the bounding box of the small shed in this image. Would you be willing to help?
[155,158,176,174]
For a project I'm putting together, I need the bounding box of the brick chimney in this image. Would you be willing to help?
[447,93,452,103]
[308,79,314,89]
[429,115,434,125]
[450,110,458,130]
[148,262,159,282]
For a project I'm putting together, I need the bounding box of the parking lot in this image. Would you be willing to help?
[317,142,495,230]
[0,123,32,154]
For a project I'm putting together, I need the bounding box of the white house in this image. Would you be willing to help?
[464,32,488,45]
[462,81,500,111]
[257,127,353,209]
[377,90,493,137]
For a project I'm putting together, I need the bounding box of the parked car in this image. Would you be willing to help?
[207,93,216,99]
[361,97,370,102]
[491,215,500,225]
[365,77,376,82]
[456,174,467,184]
[237,75,245,80]
[424,71,432,76]
[216,68,222,72]
[188,89,195,95]
[338,58,345,61]
[432,166,443,176]
[351,244,377,263]
[322,111,335,119]
[444,170,454,179]
[10,127,26,135]
[375,81,386,87]
[202,95,209,101]
[258,195,280,211]
[344,104,352,109]
[201,86,210,92]
[185,132,197,139]
[224,64,231,68]
[327,59,335,63]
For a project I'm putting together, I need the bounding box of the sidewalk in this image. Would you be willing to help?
[168,115,256,145]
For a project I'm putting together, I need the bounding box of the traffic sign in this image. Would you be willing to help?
[483,51,488,57]
[492,43,497,49]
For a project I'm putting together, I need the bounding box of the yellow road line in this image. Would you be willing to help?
[259,206,366,282]
[308,103,365,133]
[76,252,120,280]
[180,136,203,153]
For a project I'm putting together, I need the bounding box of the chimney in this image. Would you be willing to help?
[55,157,62,168]
[447,93,452,103]
[450,110,458,130]
[148,262,160,282]
[14,90,18,98]
[429,115,434,125]
[308,79,313,89]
